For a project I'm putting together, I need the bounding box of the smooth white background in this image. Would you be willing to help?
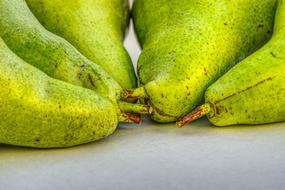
[1,1,285,190]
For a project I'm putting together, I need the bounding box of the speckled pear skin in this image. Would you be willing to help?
[203,0,285,126]
[0,0,122,102]
[26,0,136,89]
[132,0,276,123]
[0,38,118,148]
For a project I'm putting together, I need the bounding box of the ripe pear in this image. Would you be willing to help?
[125,0,277,123]
[0,37,140,148]
[178,0,285,127]
[26,0,137,89]
[0,0,149,115]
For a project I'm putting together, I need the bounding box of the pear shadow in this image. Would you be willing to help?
[117,116,215,137]
[209,121,285,134]
[0,120,161,159]
[118,117,285,138]
[0,119,284,158]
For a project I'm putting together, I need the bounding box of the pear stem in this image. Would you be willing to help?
[118,101,153,115]
[176,103,211,127]
[121,87,148,99]
[119,113,142,124]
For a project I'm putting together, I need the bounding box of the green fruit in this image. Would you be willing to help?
[0,0,149,115]
[0,0,119,101]
[26,0,137,89]
[0,37,138,148]
[126,0,276,123]
[177,0,285,127]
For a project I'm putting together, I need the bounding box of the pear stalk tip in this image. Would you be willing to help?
[121,87,148,99]
[118,101,152,115]
[176,103,211,127]
[119,113,142,124]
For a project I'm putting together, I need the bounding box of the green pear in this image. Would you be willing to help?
[0,0,149,115]
[178,0,285,127]
[0,37,141,148]
[26,0,136,89]
[124,0,277,123]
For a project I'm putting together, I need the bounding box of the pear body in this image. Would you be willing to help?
[0,0,121,101]
[204,1,285,126]
[0,38,118,148]
[26,0,136,89]
[132,0,276,122]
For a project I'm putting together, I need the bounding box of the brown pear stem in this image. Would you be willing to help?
[118,101,153,115]
[121,87,148,99]
[119,113,142,124]
[177,103,211,127]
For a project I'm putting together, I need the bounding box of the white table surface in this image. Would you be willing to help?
[1,4,285,190]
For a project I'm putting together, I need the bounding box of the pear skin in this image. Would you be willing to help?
[26,0,137,89]
[127,0,277,123]
[178,0,285,127]
[0,37,122,148]
[0,0,149,115]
